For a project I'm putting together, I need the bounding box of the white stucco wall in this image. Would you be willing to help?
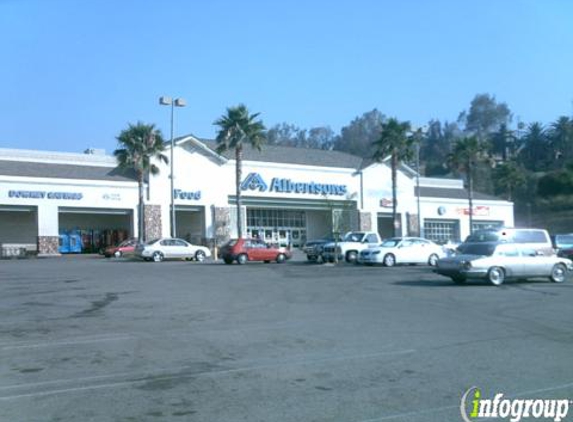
[0,177,139,238]
[420,198,514,241]
[360,162,416,234]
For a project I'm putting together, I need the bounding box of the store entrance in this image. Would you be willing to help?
[246,209,307,248]
[175,207,205,245]
[377,213,402,239]
[58,208,133,253]
[0,205,38,252]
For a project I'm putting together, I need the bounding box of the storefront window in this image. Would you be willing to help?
[424,220,460,244]
[247,209,305,229]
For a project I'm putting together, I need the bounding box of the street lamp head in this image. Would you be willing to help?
[174,98,186,107]
[159,96,172,106]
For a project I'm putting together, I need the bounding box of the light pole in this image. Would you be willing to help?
[159,96,186,238]
[411,126,426,237]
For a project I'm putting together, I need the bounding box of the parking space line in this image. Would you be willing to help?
[0,348,415,400]
[0,334,135,351]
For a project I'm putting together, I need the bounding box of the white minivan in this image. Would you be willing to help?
[464,228,555,256]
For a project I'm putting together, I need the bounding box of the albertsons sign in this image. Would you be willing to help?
[240,173,347,196]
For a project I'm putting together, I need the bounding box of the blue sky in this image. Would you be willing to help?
[1,0,572,153]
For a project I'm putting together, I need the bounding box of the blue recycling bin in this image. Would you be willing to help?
[68,230,82,253]
[59,232,70,254]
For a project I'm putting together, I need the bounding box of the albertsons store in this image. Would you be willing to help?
[0,136,514,256]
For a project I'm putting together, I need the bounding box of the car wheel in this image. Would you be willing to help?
[114,250,122,258]
[550,263,567,283]
[487,266,505,286]
[428,254,439,266]
[383,253,395,267]
[452,276,466,284]
[346,251,358,263]
[276,253,286,264]
[195,250,206,262]
[237,254,248,265]
[223,258,233,265]
[152,251,164,262]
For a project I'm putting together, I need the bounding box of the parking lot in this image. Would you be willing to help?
[1,256,573,422]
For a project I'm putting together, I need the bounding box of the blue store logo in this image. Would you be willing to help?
[240,172,348,196]
[241,173,269,192]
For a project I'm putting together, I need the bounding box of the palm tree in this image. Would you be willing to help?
[519,122,548,171]
[490,123,516,162]
[114,122,168,243]
[493,161,526,201]
[214,104,266,239]
[549,116,573,167]
[371,118,415,236]
[447,136,488,234]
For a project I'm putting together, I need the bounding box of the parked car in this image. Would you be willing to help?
[135,238,211,262]
[219,238,291,264]
[434,242,572,286]
[463,228,554,256]
[357,237,445,266]
[302,235,341,262]
[322,231,382,263]
[103,238,138,258]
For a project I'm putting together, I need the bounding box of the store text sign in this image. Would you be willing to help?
[8,190,83,200]
[241,173,347,196]
[173,189,201,200]
[456,206,490,216]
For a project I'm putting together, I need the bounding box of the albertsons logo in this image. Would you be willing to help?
[240,173,268,192]
[460,386,571,422]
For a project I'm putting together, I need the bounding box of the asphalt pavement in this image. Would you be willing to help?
[1,255,573,422]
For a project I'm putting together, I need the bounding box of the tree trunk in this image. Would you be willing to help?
[137,171,145,243]
[467,161,474,236]
[391,154,399,237]
[235,144,243,239]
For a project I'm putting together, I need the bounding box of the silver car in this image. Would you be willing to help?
[357,237,445,266]
[135,238,211,262]
[434,242,573,286]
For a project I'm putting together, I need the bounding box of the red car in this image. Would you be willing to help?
[220,238,291,264]
[103,239,138,258]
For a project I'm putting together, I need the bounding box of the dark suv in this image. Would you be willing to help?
[219,238,291,265]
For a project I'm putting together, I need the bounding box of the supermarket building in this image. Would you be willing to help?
[0,135,514,255]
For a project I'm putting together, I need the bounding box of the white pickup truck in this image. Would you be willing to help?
[321,231,382,263]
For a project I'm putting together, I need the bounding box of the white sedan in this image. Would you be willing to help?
[135,238,211,262]
[357,237,445,266]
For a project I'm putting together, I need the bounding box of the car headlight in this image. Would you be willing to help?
[373,251,381,255]
[461,260,472,270]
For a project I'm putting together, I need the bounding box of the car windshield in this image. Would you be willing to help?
[380,239,401,247]
[343,232,364,242]
[464,231,500,242]
[224,239,238,247]
[556,235,573,247]
[456,243,496,256]
[144,238,160,245]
